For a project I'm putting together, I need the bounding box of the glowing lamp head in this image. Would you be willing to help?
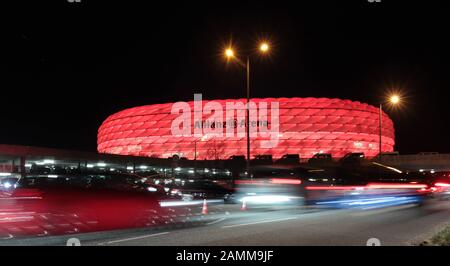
[390,95,400,104]
[225,48,234,58]
[260,42,269,53]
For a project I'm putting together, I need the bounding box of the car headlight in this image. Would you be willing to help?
[147,187,158,192]
[170,189,182,195]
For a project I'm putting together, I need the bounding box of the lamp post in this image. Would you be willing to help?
[378,94,401,159]
[246,56,250,179]
[194,135,208,177]
[378,103,383,159]
[224,42,270,179]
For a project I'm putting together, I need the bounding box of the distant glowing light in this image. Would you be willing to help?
[366,183,427,189]
[435,183,450,187]
[354,142,363,148]
[147,187,157,192]
[372,162,403,173]
[240,195,300,204]
[225,48,234,58]
[390,95,400,104]
[306,183,427,190]
[270,178,302,185]
[97,162,106,167]
[159,199,223,207]
[260,42,269,52]
[306,186,365,191]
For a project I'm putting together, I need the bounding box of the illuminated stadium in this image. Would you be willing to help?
[97,98,395,160]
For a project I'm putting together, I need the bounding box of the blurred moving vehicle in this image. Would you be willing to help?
[229,159,435,209]
[418,171,450,199]
[0,173,186,239]
[304,161,434,209]
[229,165,310,205]
[163,179,233,201]
[0,176,19,191]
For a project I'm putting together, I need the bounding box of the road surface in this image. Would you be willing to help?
[3,199,450,246]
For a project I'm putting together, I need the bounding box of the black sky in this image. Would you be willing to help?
[1,0,449,154]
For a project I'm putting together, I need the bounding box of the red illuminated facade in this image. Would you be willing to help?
[97,98,395,159]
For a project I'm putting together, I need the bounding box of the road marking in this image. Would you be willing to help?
[100,231,170,245]
[221,216,298,229]
[206,217,227,225]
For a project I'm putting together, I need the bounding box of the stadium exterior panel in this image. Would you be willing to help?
[97,97,395,160]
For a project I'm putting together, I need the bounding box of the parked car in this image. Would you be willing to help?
[252,155,273,166]
[308,153,333,165]
[275,154,300,164]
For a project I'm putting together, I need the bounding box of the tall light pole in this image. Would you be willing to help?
[379,94,401,159]
[246,56,250,179]
[224,42,270,179]
[378,103,383,158]
[194,135,208,177]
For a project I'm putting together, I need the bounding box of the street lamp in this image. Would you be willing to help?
[260,42,269,52]
[378,94,401,158]
[223,42,271,179]
[390,95,400,104]
[225,48,234,58]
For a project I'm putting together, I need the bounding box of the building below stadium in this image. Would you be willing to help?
[97,97,395,160]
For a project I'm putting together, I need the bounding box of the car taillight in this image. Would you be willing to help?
[270,178,302,185]
[366,183,428,189]
[434,182,450,187]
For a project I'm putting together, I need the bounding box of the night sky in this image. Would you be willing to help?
[1,0,449,154]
